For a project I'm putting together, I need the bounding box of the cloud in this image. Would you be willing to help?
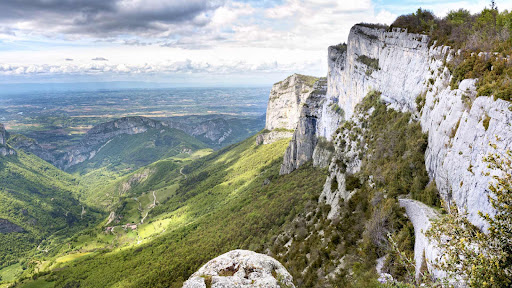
[92,57,109,61]
[0,58,321,78]
[65,58,74,61]
[0,0,224,38]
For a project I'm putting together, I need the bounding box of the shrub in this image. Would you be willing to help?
[426,147,512,287]
[345,174,361,191]
[483,114,491,130]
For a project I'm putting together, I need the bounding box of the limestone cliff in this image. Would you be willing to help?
[0,123,16,157]
[58,116,165,170]
[259,73,343,151]
[323,24,512,231]
[323,24,511,280]
[265,23,512,281]
[167,117,233,146]
[8,134,55,163]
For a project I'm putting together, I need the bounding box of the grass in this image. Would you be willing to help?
[55,252,93,263]
[16,135,327,288]
[0,263,22,283]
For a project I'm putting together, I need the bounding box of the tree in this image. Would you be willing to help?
[426,146,512,287]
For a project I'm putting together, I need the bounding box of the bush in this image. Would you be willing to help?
[426,148,512,287]
[391,8,436,34]
[345,174,361,191]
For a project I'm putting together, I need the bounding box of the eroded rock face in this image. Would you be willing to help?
[398,199,443,280]
[8,134,55,163]
[168,118,233,145]
[265,74,318,131]
[0,123,16,157]
[58,116,164,169]
[183,250,295,288]
[315,24,512,278]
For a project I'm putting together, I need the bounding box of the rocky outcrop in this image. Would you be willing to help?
[269,23,511,279]
[0,123,16,157]
[167,118,233,145]
[58,116,164,169]
[323,24,512,232]
[0,218,24,233]
[265,74,320,131]
[331,25,431,119]
[255,130,293,145]
[319,110,365,219]
[279,78,328,174]
[398,198,443,280]
[8,134,55,163]
[420,77,512,230]
[183,250,295,288]
[260,73,344,151]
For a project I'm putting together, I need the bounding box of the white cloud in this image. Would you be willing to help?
[4,0,502,84]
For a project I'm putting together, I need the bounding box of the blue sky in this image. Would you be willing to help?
[0,0,509,86]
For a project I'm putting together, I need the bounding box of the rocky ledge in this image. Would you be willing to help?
[183,250,295,288]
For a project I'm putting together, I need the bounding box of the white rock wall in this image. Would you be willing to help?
[265,74,316,131]
[327,24,512,231]
[331,26,431,119]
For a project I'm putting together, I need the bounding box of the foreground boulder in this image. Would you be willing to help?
[183,250,295,288]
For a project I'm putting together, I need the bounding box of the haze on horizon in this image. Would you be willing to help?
[1,0,510,87]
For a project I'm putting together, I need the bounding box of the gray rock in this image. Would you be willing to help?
[0,123,16,157]
[58,116,164,169]
[0,218,24,233]
[398,198,443,280]
[8,134,55,163]
[183,250,295,288]
[256,130,293,145]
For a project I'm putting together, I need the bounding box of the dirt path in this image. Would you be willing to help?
[180,167,187,179]
[141,191,157,224]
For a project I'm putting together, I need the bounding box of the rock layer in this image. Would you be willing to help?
[0,123,16,157]
[265,23,512,279]
[183,250,295,288]
[58,116,164,169]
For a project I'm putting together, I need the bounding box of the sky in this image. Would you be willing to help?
[0,0,510,87]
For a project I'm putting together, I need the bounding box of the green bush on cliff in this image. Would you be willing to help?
[392,5,512,102]
[426,148,512,287]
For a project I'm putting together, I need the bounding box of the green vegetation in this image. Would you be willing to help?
[449,53,512,101]
[356,55,380,76]
[483,113,491,130]
[391,6,512,101]
[69,127,206,175]
[0,151,101,272]
[427,147,512,287]
[267,90,437,287]
[329,103,344,117]
[14,136,326,287]
[331,43,347,53]
[357,23,389,30]
[296,74,320,87]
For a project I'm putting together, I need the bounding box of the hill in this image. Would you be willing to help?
[0,149,101,281]
[14,135,327,287]
[58,116,208,174]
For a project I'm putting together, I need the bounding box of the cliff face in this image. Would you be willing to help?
[325,24,512,230]
[0,123,16,157]
[264,23,512,280]
[167,117,233,146]
[8,134,55,163]
[58,116,164,169]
